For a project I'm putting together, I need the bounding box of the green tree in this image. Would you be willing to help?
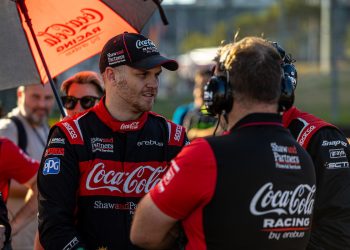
[180,22,227,53]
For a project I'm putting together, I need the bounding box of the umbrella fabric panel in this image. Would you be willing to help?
[0,0,40,90]
[20,0,138,84]
[103,0,160,32]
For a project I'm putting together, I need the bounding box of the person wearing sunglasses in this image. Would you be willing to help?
[60,71,105,117]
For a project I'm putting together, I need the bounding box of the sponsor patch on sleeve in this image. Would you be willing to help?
[44,148,65,157]
[43,157,61,175]
[167,122,185,146]
[48,137,65,145]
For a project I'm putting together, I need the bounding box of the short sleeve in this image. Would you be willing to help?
[150,138,217,219]
[0,138,39,184]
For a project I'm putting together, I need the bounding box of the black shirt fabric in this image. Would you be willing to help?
[203,113,316,249]
[285,107,350,250]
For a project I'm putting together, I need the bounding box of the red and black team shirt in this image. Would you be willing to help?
[283,106,350,249]
[151,113,316,250]
[38,98,188,250]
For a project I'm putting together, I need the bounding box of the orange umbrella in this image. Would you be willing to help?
[0,0,167,115]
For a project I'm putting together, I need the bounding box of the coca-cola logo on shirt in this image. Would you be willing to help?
[84,162,167,195]
[250,182,316,216]
[119,122,140,131]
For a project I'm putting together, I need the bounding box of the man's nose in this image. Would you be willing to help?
[147,76,159,88]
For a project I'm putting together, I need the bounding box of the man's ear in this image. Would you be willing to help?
[105,67,116,84]
[17,86,24,99]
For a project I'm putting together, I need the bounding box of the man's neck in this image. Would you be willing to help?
[227,102,278,129]
[105,95,142,122]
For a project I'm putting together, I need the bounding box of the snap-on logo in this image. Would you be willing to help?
[62,122,77,139]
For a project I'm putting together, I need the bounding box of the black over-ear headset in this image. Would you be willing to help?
[203,69,233,116]
[203,42,298,116]
[272,42,297,112]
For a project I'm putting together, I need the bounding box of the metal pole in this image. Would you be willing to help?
[330,0,339,122]
[17,0,67,118]
[320,0,331,73]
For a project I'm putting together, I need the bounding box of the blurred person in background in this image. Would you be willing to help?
[0,83,54,250]
[60,71,105,117]
[273,42,350,250]
[173,69,217,140]
[131,36,316,250]
[182,68,218,140]
[0,137,40,250]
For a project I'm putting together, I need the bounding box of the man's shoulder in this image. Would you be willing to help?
[0,116,16,130]
[54,113,91,145]
[148,112,188,146]
[310,126,348,147]
[0,115,19,142]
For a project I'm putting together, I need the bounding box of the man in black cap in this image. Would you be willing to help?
[37,32,188,250]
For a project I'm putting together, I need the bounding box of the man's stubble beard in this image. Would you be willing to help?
[23,106,50,126]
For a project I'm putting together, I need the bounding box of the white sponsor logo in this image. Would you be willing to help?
[137,140,164,147]
[62,122,77,139]
[204,91,213,101]
[298,125,316,146]
[322,140,348,147]
[86,163,167,194]
[49,137,65,145]
[250,182,315,216]
[43,157,60,175]
[263,217,310,229]
[136,39,156,49]
[270,143,297,154]
[174,125,182,142]
[91,137,114,153]
[63,236,79,250]
[120,122,139,130]
[270,143,300,170]
[326,161,349,169]
[94,201,137,214]
[329,148,346,159]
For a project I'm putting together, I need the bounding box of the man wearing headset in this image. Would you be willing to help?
[275,44,350,250]
[130,36,316,249]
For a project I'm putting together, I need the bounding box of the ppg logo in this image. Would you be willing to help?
[43,157,61,175]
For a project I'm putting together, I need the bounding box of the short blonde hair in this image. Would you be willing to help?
[61,71,104,96]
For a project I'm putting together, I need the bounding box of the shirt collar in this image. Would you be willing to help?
[92,97,148,132]
[231,113,283,131]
